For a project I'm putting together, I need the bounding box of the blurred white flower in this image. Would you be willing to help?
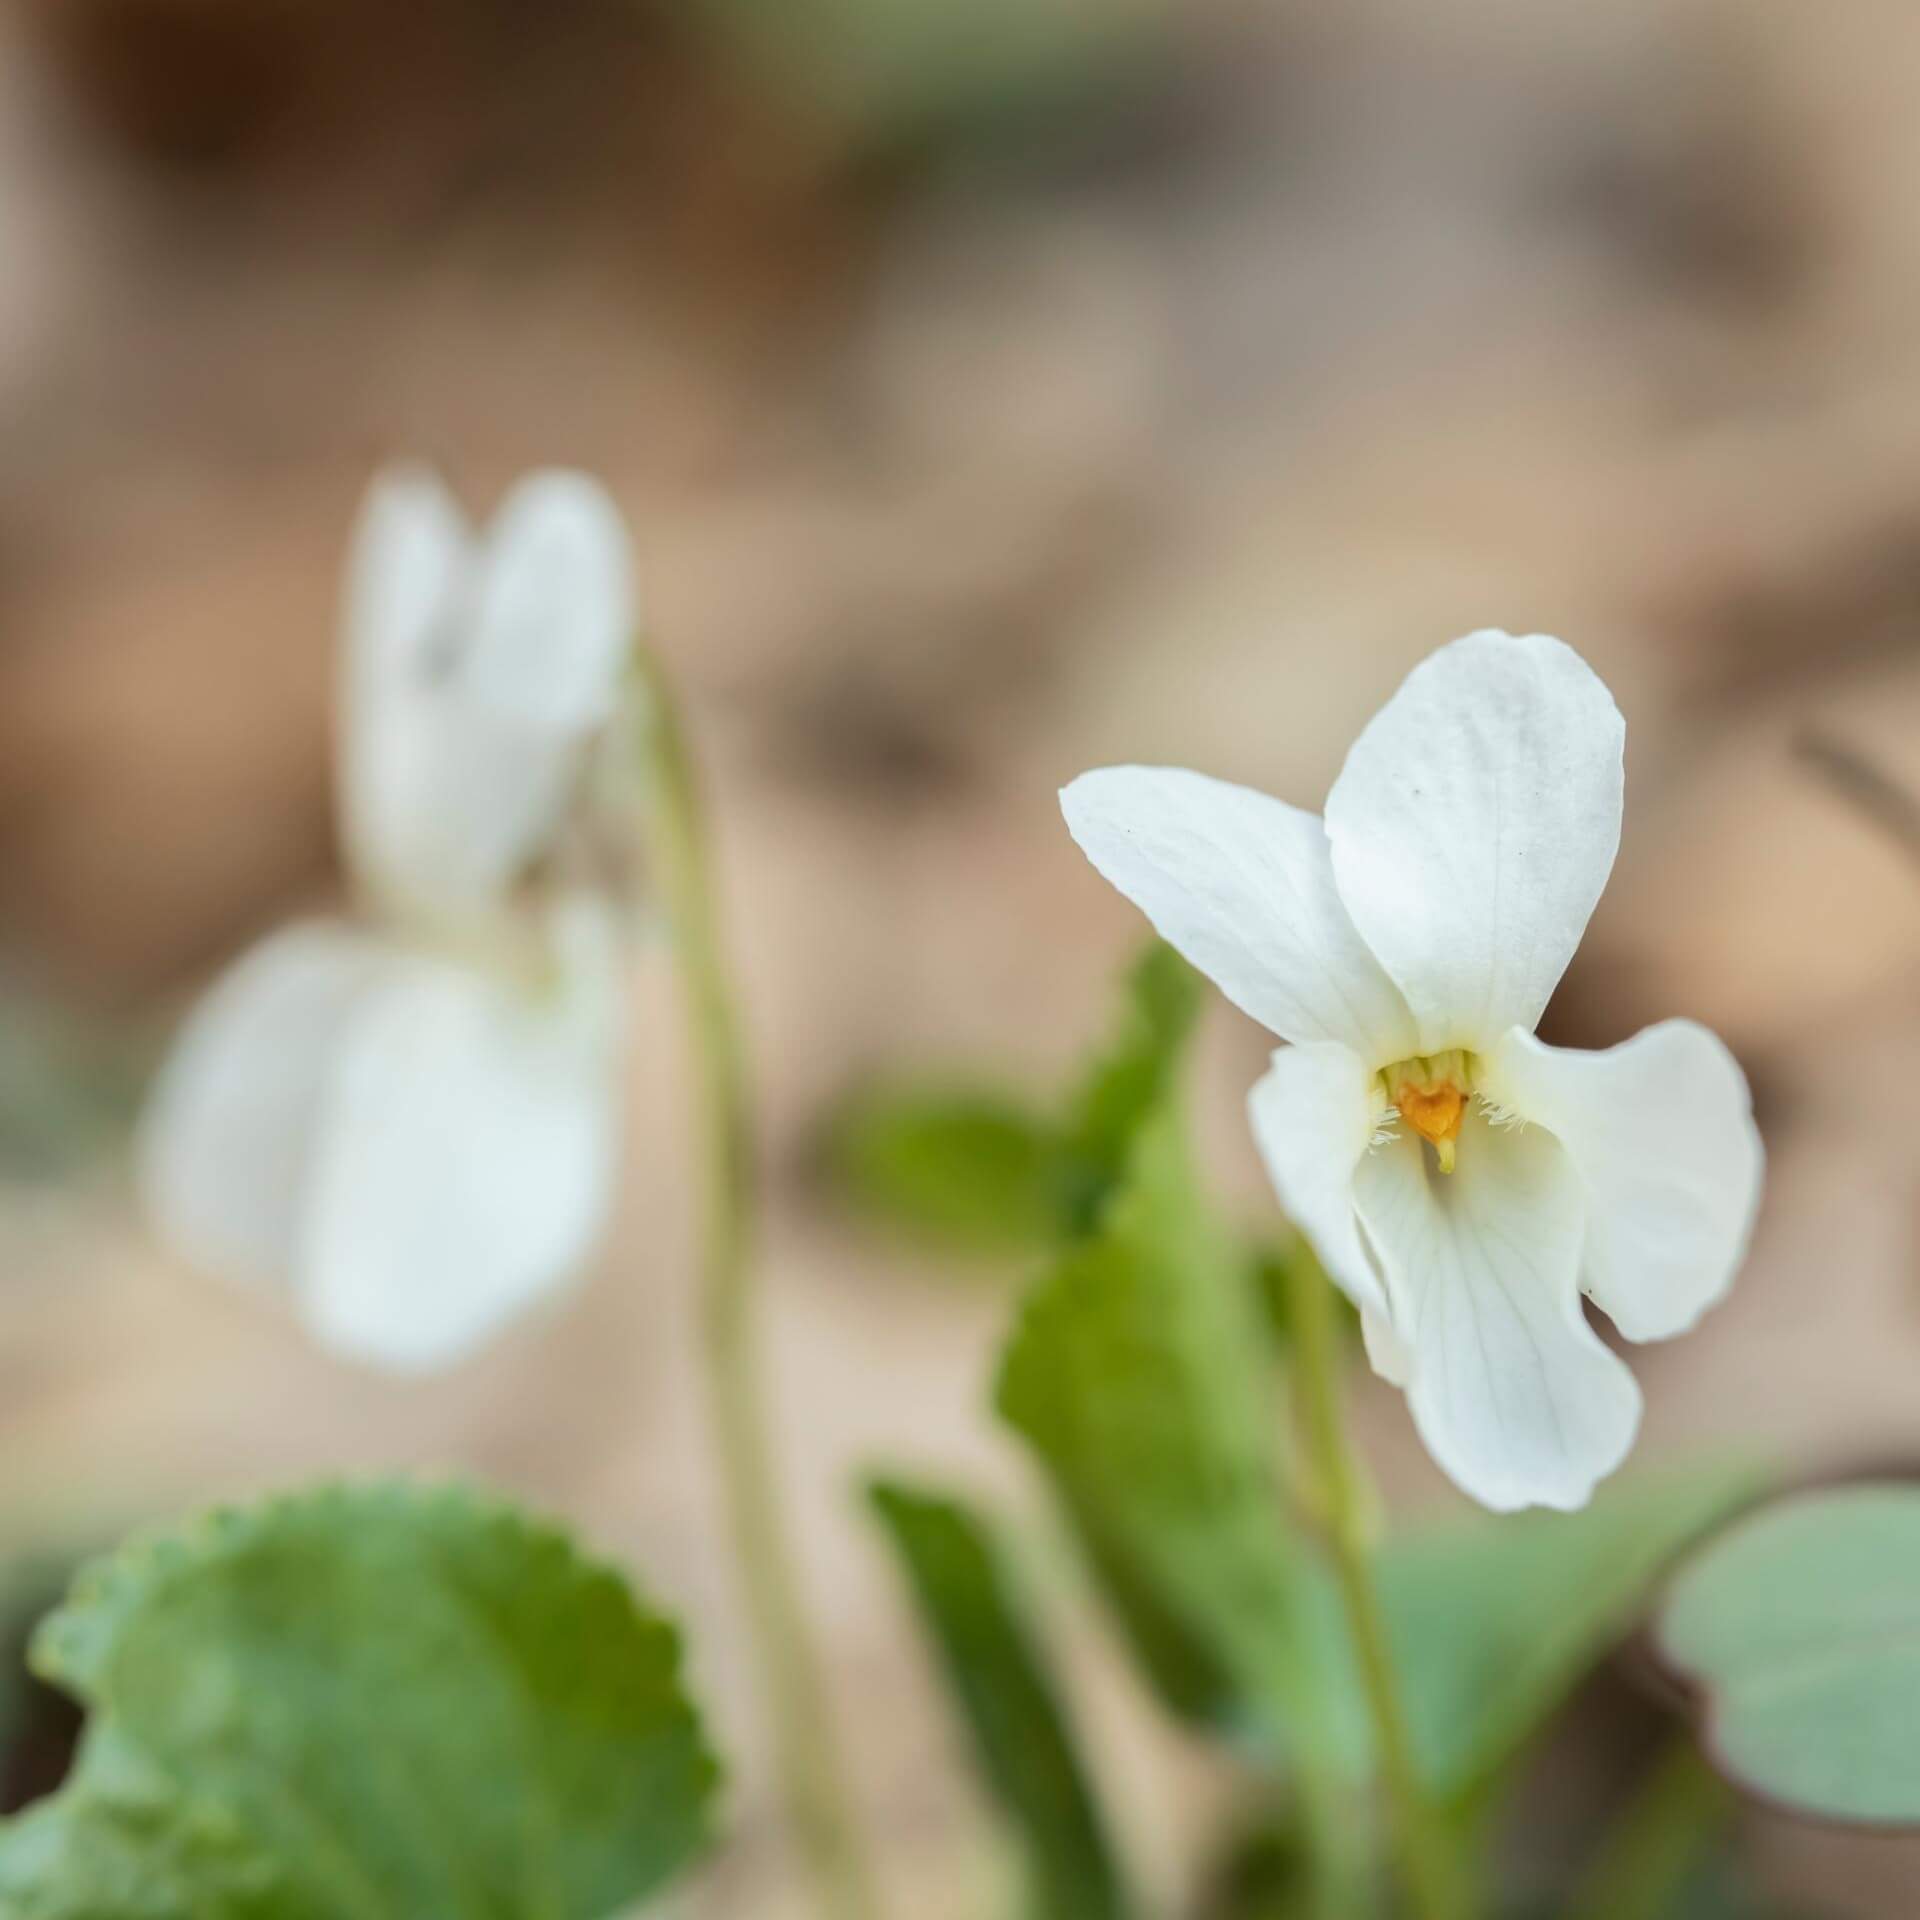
[1062,631,1763,1512]
[142,469,636,1371]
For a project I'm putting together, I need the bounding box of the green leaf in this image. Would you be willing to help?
[0,989,153,1187]
[685,0,1171,156]
[868,1480,1132,1920]
[1193,1812,1313,1920]
[0,1480,720,1918]
[828,943,1202,1261]
[830,1086,1065,1258]
[1371,1463,1766,1802]
[1657,1485,1920,1825]
[1056,944,1203,1238]
[994,1107,1327,1759]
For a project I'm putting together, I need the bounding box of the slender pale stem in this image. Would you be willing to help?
[1285,1249,1468,1920]
[635,646,880,1920]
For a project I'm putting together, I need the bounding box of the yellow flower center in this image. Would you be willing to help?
[1381,1050,1473,1174]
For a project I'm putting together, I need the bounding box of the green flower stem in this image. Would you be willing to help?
[635,646,881,1920]
[1284,1249,1468,1920]
[1568,1739,1731,1920]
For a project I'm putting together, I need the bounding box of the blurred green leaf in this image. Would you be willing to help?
[832,1086,1065,1257]
[0,1480,719,1918]
[1193,1811,1313,1920]
[869,1479,1133,1920]
[829,942,1203,1263]
[1371,1463,1766,1802]
[0,990,152,1187]
[1563,1742,1734,1920]
[686,0,1172,157]
[1056,944,1204,1239]
[1658,1485,1920,1825]
[994,1107,1326,1759]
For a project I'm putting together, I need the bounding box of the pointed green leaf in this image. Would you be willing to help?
[994,1108,1325,1757]
[1658,1486,1920,1825]
[868,1480,1133,1920]
[828,943,1202,1261]
[1055,944,1203,1238]
[0,1480,720,1918]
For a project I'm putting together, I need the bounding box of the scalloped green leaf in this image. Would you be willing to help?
[1659,1486,1920,1826]
[0,1480,720,1919]
[868,1480,1133,1920]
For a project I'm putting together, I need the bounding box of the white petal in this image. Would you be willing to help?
[1360,1306,1411,1386]
[303,905,627,1373]
[139,923,393,1295]
[1354,1108,1641,1512]
[338,468,635,915]
[1248,1042,1390,1320]
[1482,1021,1762,1343]
[337,467,479,906]
[1062,767,1417,1057]
[1325,631,1624,1052]
[468,471,636,729]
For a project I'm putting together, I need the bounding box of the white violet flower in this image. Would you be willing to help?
[1063,630,1763,1512]
[141,467,636,1372]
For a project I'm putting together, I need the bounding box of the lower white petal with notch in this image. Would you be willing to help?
[140,912,625,1372]
[1353,1107,1642,1512]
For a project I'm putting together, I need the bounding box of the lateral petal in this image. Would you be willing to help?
[303,902,627,1372]
[1063,766,1416,1058]
[1248,1041,1390,1321]
[1482,1021,1762,1342]
[139,922,392,1297]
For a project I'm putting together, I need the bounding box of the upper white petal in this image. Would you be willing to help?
[1482,1020,1763,1343]
[1248,1042,1390,1320]
[139,922,398,1297]
[1062,766,1417,1058]
[467,471,635,730]
[1325,631,1624,1052]
[303,900,627,1373]
[1353,1108,1641,1512]
[338,466,635,917]
[337,467,478,908]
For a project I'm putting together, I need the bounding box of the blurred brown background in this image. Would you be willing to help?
[4,0,1920,1912]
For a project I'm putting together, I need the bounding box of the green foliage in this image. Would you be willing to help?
[1372,1463,1766,1803]
[861,937,1761,1912]
[0,1481,720,1919]
[868,1480,1132,1920]
[829,942,1202,1263]
[684,0,1171,158]
[994,1108,1328,1759]
[1659,1485,1920,1825]
[0,989,152,1186]
[1192,1814,1312,1920]
[832,1088,1064,1256]
[1053,944,1204,1238]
